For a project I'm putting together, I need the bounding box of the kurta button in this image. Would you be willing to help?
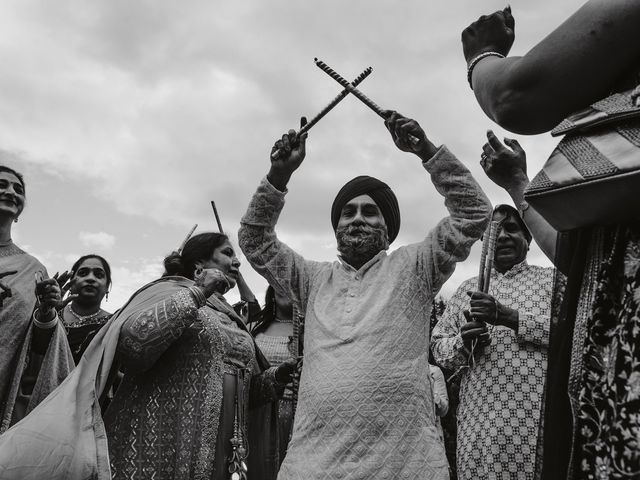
[346,308,352,313]
[349,293,355,297]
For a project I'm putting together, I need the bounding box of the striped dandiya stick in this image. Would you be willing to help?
[271,66,373,160]
[314,58,420,146]
[480,220,501,293]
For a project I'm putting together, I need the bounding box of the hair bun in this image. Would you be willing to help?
[163,251,185,277]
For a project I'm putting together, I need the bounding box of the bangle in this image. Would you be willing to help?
[33,310,57,329]
[467,51,505,89]
[188,286,207,308]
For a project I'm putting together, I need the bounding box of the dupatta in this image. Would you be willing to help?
[0,277,192,480]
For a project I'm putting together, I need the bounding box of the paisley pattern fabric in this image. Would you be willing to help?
[575,224,640,479]
[104,289,278,480]
[239,146,491,480]
[431,261,554,480]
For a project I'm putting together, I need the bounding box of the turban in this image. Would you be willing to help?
[331,175,400,243]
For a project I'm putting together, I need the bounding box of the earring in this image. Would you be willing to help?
[13,218,18,223]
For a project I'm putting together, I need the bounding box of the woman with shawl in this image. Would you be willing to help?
[0,165,73,433]
[0,232,296,480]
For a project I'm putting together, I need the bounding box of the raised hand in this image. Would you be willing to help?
[462,6,515,63]
[480,130,529,194]
[194,267,231,298]
[35,274,62,320]
[383,110,436,157]
[268,117,308,191]
[53,270,79,310]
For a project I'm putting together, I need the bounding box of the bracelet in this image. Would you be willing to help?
[467,51,505,89]
[188,286,207,308]
[518,200,530,215]
[33,310,57,329]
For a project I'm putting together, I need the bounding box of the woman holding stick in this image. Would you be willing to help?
[0,165,73,433]
[462,2,640,478]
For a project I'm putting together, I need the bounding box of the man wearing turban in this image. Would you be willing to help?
[239,111,491,479]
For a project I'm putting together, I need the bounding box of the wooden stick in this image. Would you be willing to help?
[271,66,373,160]
[314,58,420,145]
[178,224,198,253]
[210,201,224,234]
[481,221,500,293]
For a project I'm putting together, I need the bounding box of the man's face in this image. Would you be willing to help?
[335,194,389,268]
[337,194,387,230]
[493,211,529,273]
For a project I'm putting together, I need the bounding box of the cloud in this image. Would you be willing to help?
[78,231,116,250]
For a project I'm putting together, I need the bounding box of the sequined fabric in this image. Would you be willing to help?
[431,262,554,480]
[239,146,491,480]
[104,289,270,480]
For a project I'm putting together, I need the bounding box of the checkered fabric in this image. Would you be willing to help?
[431,262,553,480]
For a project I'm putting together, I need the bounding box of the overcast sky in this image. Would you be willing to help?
[1,0,584,309]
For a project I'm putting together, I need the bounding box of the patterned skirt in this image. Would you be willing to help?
[574,224,640,479]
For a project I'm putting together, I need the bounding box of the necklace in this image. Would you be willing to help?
[66,304,106,327]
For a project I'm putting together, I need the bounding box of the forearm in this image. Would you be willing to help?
[116,289,202,374]
[239,177,313,307]
[249,367,281,408]
[31,309,59,355]
[505,180,558,264]
[471,0,640,134]
[421,147,492,291]
[431,335,469,371]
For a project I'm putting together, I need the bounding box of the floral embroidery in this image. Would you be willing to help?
[576,224,640,479]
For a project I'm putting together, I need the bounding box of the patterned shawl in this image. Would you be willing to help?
[0,243,74,433]
[0,277,192,480]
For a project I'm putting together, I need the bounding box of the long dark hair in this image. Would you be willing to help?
[71,254,112,290]
[163,232,228,279]
[249,285,276,334]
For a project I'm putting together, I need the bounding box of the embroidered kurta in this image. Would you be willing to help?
[431,261,553,480]
[104,287,278,480]
[239,146,491,480]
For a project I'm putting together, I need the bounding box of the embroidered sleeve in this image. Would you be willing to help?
[249,366,281,408]
[238,177,324,310]
[116,289,200,374]
[431,280,474,370]
[417,146,492,296]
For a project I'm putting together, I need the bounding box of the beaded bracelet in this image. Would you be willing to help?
[467,51,505,89]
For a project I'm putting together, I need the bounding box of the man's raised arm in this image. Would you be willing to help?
[383,111,492,296]
[238,119,321,308]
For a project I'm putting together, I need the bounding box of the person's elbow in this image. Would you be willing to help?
[485,88,562,135]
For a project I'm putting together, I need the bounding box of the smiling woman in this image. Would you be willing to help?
[0,166,74,433]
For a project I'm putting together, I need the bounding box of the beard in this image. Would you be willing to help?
[335,223,390,269]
